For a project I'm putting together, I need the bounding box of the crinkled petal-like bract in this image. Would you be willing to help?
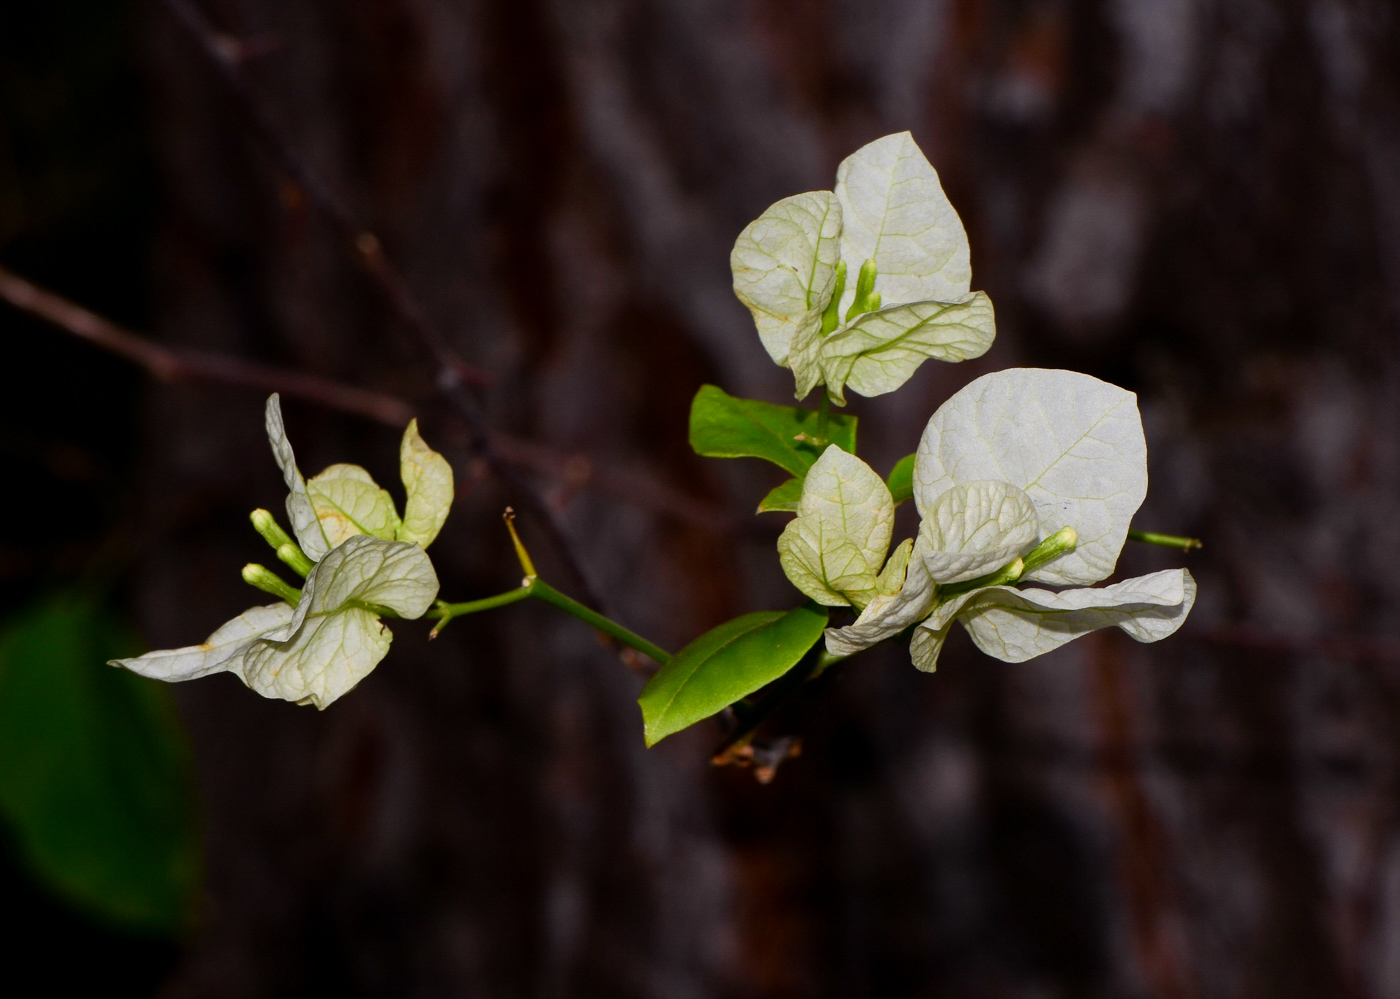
[920,480,1039,584]
[235,535,438,709]
[777,446,894,608]
[785,310,830,401]
[397,418,454,548]
[110,603,297,683]
[731,191,843,366]
[958,568,1196,663]
[265,394,331,561]
[904,587,985,672]
[914,368,1147,586]
[113,535,439,710]
[297,533,440,622]
[875,537,914,597]
[834,131,971,314]
[824,477,1038,658]
[238,605,391,710]
[307,463,401,546]
[819,293,995,404]
[823,542,935,657]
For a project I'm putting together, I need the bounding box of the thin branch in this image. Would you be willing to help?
[157,0,610,612]
[0,265,414,426]
[0,264,734,535]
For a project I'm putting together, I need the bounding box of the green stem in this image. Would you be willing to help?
[431,509,672,661]
[936,556,1025,601]
[429,585,532,636]
[1127,528,1202,551]
[429,578,671,665]
[529,580,671,665]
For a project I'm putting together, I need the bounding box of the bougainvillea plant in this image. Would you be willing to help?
[114,132,1197,765]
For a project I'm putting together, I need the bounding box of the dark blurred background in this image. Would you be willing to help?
[3,0,1400,996]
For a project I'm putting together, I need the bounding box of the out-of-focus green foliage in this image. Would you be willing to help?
[0,595,200,936]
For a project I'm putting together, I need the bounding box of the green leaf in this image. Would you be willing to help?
[887,453,916,504]
[688,384,857,478]
[638,604,828,747]
[0,596,200,936]
[397,418,454,548]
[757,477,803,513]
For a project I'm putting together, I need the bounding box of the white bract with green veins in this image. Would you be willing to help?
[112,395,453,709]
[731,131,995,404]
[775,368,1196,670]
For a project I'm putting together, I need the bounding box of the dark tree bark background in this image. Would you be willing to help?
[7,0,1400,996]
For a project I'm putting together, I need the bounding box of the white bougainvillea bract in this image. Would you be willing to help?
[731,131,995,404]
[113,396,450,708]
[796,368,1194,670]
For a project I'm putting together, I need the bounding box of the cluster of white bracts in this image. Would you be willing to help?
[112,396,452,709]
[778,368,1196,670]
[731,131,996,403]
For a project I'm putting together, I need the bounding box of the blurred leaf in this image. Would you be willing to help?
[638,604,828,747]
[757,477,802,513]
[0,595,200,936]
[689,384,857,478]
[887,453,916,504]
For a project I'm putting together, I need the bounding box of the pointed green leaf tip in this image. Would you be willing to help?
[757,477,803,513]
[638,604,828,747]
[689,383,857,478]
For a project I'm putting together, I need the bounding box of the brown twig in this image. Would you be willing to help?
[0,264,737,535]
[157,0,609,612]
[0,265,414,426]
